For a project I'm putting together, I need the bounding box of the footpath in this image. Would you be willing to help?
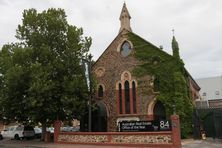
[2,139,126,148]
[0,138,222,148]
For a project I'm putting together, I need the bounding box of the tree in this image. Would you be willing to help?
[0,8,91,139]
[0,45,32,123]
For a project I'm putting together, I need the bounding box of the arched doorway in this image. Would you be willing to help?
[153,101,166,120]
[92,102,107,132]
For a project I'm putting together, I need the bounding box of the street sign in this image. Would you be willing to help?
[119,120,171,132]
[119,121,154,132]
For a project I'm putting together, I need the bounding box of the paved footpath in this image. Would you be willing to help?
[0,138,222,148]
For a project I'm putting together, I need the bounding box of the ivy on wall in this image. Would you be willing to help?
[128,33,193,138]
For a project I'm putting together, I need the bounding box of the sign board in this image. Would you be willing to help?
[119,120,171,132]
[119,121,154,132]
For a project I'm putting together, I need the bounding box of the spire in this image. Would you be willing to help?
[119,2,132,32]
[171,29,180,59]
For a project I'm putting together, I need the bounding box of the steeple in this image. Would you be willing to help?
[171,30,180,59]
[119,2,132,32]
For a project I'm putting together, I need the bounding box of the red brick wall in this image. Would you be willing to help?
[54,115,181,148]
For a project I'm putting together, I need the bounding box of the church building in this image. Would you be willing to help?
[91,3,200,132]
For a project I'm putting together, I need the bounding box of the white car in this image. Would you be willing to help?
[47,127,54,133]
[61,126,78,132]
[1,125,35,140]
[34,127,42,138]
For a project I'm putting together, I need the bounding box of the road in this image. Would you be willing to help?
[0,138,222,148]
[182,139,222,148]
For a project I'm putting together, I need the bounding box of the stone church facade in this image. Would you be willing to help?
[91,3,200,132]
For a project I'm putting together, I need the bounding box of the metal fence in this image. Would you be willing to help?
[194,108,222,139]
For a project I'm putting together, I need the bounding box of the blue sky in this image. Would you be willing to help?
[0,0,222,79]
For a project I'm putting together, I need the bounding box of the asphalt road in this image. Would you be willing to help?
[0,138,222,148]
[182,139,222,148]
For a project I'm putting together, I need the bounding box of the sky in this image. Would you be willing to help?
[0,0,222,79]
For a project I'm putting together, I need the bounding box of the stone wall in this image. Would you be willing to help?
[57,132,172,146]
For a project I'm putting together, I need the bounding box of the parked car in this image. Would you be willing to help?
[34,127,42,139]
[47,127,54,133]
[0,125,35,140]
[33,127,54,139]
[61,126,78,132]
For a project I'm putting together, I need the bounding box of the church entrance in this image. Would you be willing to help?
[92,102,107,132]
[153,101,166,120]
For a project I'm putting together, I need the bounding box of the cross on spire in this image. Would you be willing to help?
[172,29,175,36]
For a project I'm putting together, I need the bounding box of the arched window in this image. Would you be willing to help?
[132,81,137,114]
[98,85,104,98]
[117,71,138,115]
[125,81,130,114]
[119,83,122,114]
[120,41,132,57]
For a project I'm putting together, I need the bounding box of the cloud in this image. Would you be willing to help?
[0,0,222,79]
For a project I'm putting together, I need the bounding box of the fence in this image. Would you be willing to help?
[53,115,181,148]
[196,108,222,139]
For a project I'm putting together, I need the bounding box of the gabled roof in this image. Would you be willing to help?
[93,29,172,67]
[92,30,124,67]
[128,31,173,58]
[185,69,201,90]
[93,29,200,91]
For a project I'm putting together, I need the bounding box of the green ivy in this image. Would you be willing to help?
[128,33,193,138]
